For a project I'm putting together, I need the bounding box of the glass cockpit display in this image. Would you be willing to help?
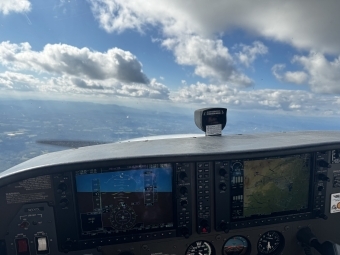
[231,154,311,220]
[75,164,173,238]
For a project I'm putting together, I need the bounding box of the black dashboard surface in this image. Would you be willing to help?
[1,131,340,255]
[2,131,340,184]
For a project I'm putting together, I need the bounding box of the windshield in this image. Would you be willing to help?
[1,0,339,172]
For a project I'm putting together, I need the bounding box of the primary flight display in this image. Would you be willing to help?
[75,164,174,238]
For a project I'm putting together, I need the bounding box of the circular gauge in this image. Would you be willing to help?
[231,162,243,172]
[186,240,213,255]
[257,231,284,255]
[223,236,250,255]
[110,204,136,230]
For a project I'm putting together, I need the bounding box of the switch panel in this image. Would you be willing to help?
[5,203,58,255]
[36,236,49,253]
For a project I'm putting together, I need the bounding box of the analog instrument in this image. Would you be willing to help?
[257,231,284,255]
[186,240,213,255]
[223,236,250,255]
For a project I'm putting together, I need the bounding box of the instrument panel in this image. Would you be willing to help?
[1,133,340,255]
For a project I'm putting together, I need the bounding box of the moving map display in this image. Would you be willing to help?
[75,164,173,238]
[231,154,311,220]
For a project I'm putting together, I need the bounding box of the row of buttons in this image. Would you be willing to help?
[198,173,210,178]
[197,162,211,234]
[179,211,190,217]
[314,195,325,209]
[198,163,209,168]
[231,213,311,229]
[176,163,192,237]
[79,230,176,249]
[178,211,190,225]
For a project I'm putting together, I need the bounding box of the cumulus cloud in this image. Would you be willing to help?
[88,0,192,36]
[89,0,256,87]
[88,0,340,54]
[0,0,31,15]
[272,64,308,85]
[273,52,340,94]
[0,71,39,90]
[87,0,340,96]
[171,82,340,114]
[292,52,340,94]
[0,41,149,84]
[0,71,170,99]
[0,42,170,99]
[162,36,252,86]
[48,76,169,99]
[234,41,268,67]
[284,71,309,85]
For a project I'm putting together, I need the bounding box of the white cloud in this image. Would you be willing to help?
[234,41,268,67]
[88,0,340,92]
[0,72,170,99]
[273,52,340,93]
[0,41,149,84]
[0,42,170,99]
[89,0,256,87]
[292,52,340,94]
[162,36,252,86]
[272,64,308,85]
[0,71,39,90]
[271,64,285,80]
[170,82,340,114]
[88,0,340,54]
[48,76,169,99]
[0,0,31,15]
[284,71,309,85]
[88,0,194,36]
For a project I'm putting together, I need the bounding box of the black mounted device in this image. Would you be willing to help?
[194,108,227,136]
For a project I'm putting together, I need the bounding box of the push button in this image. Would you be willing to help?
[16,238,30,255]
[36,236,49,254]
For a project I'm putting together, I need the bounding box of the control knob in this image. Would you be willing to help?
[57,183,67,193]
[179,172,188,182]
[219,183,227,191]
[181,200,188,207]
[317,185,324,192]
[318,160,330,168]
[59,198,69,208]
[318,174,330,182]
[219,168,227,177]
[180,187,188,196]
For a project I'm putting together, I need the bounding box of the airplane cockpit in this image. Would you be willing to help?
[1,109,340,255]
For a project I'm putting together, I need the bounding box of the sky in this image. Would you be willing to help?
[0,0,340,116]
[76,168,173,192]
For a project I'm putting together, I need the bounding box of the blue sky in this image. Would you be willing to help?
[0,0,340,116]
[76,168,173,192]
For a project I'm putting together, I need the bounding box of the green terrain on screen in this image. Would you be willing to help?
[243,156,309,217]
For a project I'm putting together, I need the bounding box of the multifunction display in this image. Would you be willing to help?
[75,164,174,238]
[231,154,311,220]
